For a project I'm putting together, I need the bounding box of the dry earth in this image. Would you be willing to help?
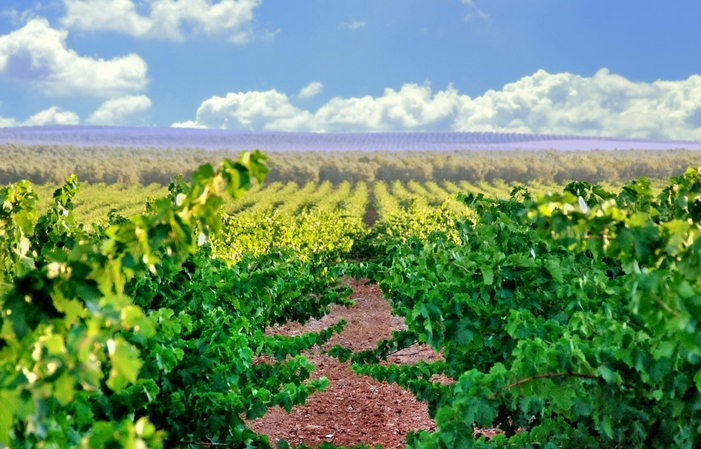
[247,279,443,448]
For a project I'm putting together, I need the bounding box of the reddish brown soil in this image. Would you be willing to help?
[363,189,377,226]
[363,206,378,227]
[247,279,442,448]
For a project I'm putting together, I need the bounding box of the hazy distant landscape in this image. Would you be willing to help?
[2,126,701,151]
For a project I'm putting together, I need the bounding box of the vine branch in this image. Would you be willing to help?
[385,340,419,357]
[177,441,230,447]
[488,372,631,399]
[650,293,680,318]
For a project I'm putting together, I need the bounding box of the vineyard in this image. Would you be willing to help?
[3,151,701,448]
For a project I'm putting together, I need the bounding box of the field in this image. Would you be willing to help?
[28,178,671,228]
[3,152,701,448]
[4,127,701,151]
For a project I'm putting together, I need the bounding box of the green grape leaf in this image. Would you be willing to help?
[106,338,142,391]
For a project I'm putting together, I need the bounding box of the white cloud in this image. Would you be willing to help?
[61,0,152,36]
[172,69,701,140]
[0,106,80,127]
[0,117,15,127]
[452,68,701,140]
[259,28,280,41]
[0,18,148,97]
[60,0,262,42]
[1,1,61,27]
[340,20,366,31]
[1,9,39,27]
[172,83,468,132]
[86,95,152,125]
[24,106,80,125]
[461,0,489,21]
[311,83,463,132]
[171,119,207,129]
[172,89,316,131]
[298,81,323,99]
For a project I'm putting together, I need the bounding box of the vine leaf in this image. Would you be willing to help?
[107,338,142,391]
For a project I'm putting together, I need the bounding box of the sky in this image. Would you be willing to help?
[0,0,700,139]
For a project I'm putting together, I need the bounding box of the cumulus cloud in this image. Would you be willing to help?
[86,95,152,125]
[340,20,366,31]
[0,18,148,96]
[24,106,81,125]
[172,89,317,131]
[0,117,15,128]
[0,106,80,127]
[171,83,467,132]
[171,120,207,129]
[172,69,701,140]
[60,0,262,42]
[452,68,701,140]
[298,81,323,99]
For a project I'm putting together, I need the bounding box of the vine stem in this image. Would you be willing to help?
[650,293,680,318]
[177,441,230,447]
[488,372,621,399]
[385,340,419,356]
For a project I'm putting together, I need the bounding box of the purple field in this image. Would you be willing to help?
[1,126,701,151]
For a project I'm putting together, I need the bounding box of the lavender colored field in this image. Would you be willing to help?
[2,126,701,152]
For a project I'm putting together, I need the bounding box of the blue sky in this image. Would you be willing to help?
[1,1,700,139]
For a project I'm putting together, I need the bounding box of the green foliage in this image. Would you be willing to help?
[332,171,701,448]
[0,150,359,448]
[354,181,466,259]
[11,162,701,448]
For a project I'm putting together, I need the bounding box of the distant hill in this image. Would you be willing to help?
[1,126,700,151]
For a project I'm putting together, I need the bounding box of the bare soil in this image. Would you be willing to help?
[363,189,377,227]
[247,279,442,448]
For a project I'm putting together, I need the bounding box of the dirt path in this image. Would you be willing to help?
[363,188,377,226]
[248,279,441,448]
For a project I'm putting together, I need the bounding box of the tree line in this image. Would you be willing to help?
[1,143,700,186]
